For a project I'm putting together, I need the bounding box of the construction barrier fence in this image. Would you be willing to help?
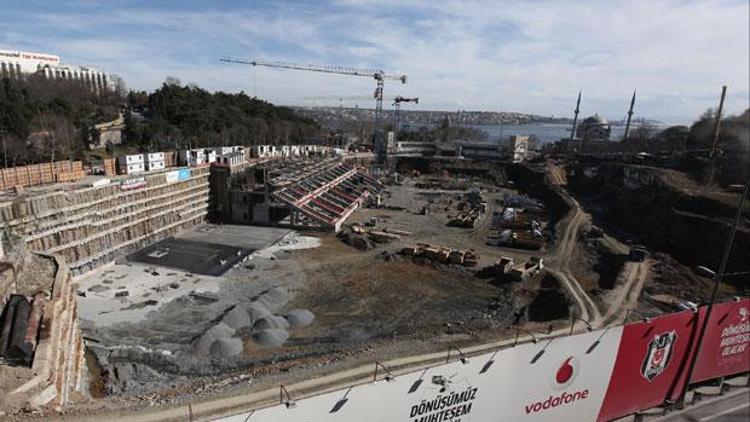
[0,160,84,190]
[218,298,750,422]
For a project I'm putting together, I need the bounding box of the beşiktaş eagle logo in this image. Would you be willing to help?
[641,331,677,381]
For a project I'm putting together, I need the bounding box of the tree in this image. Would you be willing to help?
[630,122,657,141]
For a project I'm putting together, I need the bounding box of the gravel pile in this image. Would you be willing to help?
[222,305,252,330]
[209,337,244,358]
[256,286,289,309]
[246,302,272,322]
[285,309,315,328]
[253,315,290,331]
[192,322,235,355]
[253,329,290,348]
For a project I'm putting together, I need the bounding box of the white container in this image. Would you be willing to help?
[146,160,165,171]
[147,152,165,162]
[125,154,144,164]
[124,163,145,174]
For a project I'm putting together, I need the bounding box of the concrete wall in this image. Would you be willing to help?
[3,254,85,411]
[0,167,210,274]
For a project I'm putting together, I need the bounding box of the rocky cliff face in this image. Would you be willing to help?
[568,162,749,289]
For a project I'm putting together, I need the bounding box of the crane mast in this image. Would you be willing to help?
[220,58,407,163]
[392,96,419,146]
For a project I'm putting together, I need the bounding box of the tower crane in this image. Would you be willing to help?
[392,96,419,144]
[303,95,400,103]
[220,58,407,163]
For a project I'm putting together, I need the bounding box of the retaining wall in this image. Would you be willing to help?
[0,167,210,273]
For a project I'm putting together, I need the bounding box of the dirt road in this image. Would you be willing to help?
[542,181,603,326]
[601,259,653,326]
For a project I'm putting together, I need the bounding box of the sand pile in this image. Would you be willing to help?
[285,309,315,328]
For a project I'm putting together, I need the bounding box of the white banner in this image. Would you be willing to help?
[165,170,180,184]
[218,327,623,422]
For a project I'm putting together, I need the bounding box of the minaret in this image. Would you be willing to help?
[570,91,581,139]
[623,89,636,140]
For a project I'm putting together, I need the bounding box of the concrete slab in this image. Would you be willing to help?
[76,262,222,328]
[127,237,251,276]
[175,224,290,250]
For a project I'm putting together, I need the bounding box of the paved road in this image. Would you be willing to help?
[655,390,750,422]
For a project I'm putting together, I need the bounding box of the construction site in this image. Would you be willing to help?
[0,129,744,419]
[0,52,746,421]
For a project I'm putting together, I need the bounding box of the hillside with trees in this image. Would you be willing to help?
[125,79,321,150]
[0,76,321,166]
[0,75,122,166]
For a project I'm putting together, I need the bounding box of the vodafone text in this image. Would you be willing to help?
[524,389,589,414]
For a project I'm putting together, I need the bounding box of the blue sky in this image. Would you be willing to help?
[2,0,748,123]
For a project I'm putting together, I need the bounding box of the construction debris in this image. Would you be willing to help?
[487,256,544,281]
[401,243,480,267]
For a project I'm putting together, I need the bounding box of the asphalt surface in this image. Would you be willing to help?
[127,237,252,276]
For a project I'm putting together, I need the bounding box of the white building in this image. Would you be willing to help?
[0,49,114,92]
[507,135,530,163]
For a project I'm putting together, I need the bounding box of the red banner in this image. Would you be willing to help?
[597,310,703,422]
[691,298,750,383]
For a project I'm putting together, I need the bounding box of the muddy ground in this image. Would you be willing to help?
[69,177,570,401]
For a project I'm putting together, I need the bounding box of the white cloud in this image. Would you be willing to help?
[0,0,747,122]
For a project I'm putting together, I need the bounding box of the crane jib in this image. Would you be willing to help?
[220,58,406,82]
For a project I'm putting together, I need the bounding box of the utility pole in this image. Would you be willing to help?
[709,86,727,159]
[623,89,636,140]
[571,91,581,139]
[707,86,727,186]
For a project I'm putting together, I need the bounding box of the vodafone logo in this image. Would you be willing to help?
[552,356,580,390]
[525,356,589,415]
